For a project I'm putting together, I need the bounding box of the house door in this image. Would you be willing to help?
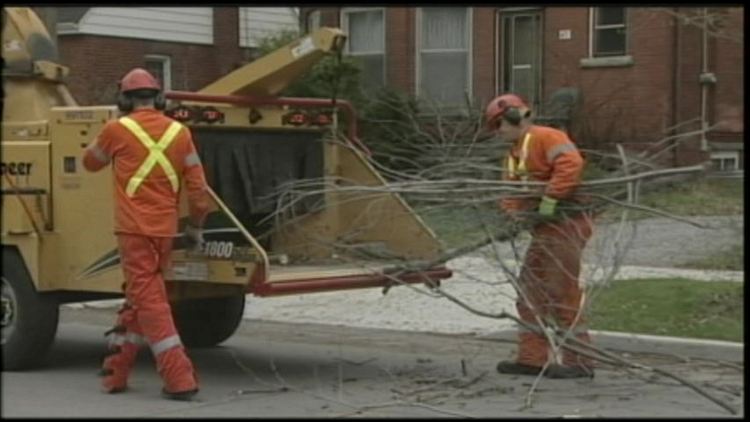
[498,10,543,111]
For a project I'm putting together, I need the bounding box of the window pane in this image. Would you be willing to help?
[596,7,625,26]
[420,51,467,104]
[502,16,512,92]
[145,60,165,88]
[307,10,320,32]
[353,54,384,90]
[511,67,533,104]
[595,28,626,56]
[421,7,467,50]
[347,10,384,53]
[513,16,534,65]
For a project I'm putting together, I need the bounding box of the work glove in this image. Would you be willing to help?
[184,223,205,252]
[537,195,558,217]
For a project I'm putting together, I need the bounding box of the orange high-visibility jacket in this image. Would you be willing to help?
[83,108,212,236]
[500,125,585,213]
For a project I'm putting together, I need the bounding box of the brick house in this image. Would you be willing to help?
[302,6,744,169]
[49,7,298,106]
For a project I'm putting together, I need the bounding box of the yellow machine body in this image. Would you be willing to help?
[2,7,449,304]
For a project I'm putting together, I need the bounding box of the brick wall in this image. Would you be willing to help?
[709,7,744,141]
[385,8,414,93]
[58,7,251,106]
[542,8,676,151]
[303,6,743,166]
[76,6,736,166]
[472,7,496,106]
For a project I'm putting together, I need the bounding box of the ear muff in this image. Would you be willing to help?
[117,92,134,113]
[117,91,166,112]
[503,107,522,126]
[154,92,166,111]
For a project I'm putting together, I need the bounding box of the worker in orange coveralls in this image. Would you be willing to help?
[485,93,595,379]
[83,68,212,400]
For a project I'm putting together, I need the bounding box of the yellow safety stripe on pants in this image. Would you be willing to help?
[506,132,532,190]
[119,117,182,197]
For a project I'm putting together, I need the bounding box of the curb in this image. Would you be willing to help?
[481,329,744,363]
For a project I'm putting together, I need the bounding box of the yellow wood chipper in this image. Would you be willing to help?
[1,7,452,370]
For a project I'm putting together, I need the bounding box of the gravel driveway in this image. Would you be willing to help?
[239,214,744,336]
[487,215,744,269]
[72,215,743,336]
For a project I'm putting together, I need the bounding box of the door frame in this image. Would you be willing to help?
[495,7,544,112]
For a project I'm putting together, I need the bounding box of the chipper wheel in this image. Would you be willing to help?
[171,294,246,348]
[2,248,59,371]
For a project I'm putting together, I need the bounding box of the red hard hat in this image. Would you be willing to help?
[119,68,161,93]
[485,93,530,129]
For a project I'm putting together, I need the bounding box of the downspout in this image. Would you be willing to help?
[699,7,710,152]
[672,7,680,167]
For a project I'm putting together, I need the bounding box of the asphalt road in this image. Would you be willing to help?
[1,307,743,418]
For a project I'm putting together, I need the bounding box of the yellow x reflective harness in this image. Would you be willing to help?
[118,117,182,197]
[506,132,532,191]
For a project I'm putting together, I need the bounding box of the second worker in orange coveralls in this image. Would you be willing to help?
[485,93,595,379]
[83,68,212,400]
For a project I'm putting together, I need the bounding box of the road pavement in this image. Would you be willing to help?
[1,306,743,418]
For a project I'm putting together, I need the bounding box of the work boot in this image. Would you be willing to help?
[157,347,199,400]
[100,343,139,394]
[161,388,199,401]
[496,360,547,376]
[545,364,595,379]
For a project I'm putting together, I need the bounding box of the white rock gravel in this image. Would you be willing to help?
[65,215,743,337]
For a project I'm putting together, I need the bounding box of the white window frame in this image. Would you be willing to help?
[497,10,543,110]
[144,54,171,91]
[415,7,473,106]
[588,7,628,58]
[340,7,386,88]
[307,9,321,33]
[238,7,300,48]
[710,151,740,171]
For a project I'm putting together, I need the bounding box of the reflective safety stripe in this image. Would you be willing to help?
[150,334,182,356]
[184,152,201,167]
[108,332,146,348]
[517,323,589,336]
[90,143,111,164]
[119,117,182,197]
[506,132,532,191]
[546,142,578,163]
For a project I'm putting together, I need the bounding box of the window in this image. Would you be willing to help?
[590,7,627,57]
[144,55,171,91]
[307,9,321,33]
[341,7,385,90]
[710,151,739,172]
[417,7,471,107]
[500,12,542,110]
[238,8,299,48]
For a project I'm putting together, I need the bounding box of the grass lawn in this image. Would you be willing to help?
[417,203,505,248]
[588,278,744,342]
[601,177,744,221]
[679,243,744,271]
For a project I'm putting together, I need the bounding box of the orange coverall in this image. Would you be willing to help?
[83,108,212,393]
[501,124,594,368]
